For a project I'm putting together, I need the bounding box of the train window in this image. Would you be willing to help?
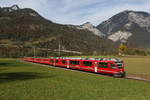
[117,63,123,69]
[70,61,80,65]
[83,61,92,66]
[110,64,116,69]
[62,60,66,64]
[99,62,108,68]
[56,60,59,63]
[50,60,54,63]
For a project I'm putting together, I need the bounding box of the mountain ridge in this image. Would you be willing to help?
[1,5,150,57]
[97,10,150,49]
[0,5,114,57]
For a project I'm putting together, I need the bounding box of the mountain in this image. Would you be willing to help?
[0,5,113,57]
[97,10,150,49]
[76,22,105,37]
[67,22,105,37]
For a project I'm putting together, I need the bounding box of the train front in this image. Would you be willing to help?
[113,58,126,77]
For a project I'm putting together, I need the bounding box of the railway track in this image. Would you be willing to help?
[22,60,150,82]
[125,76,150,82]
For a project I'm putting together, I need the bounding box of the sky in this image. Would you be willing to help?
[0,0,150,25]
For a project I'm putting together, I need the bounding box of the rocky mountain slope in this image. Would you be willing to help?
[67,22,105,37]
[97,10,150,49]
[0,5,113,57]
[76,22,105,37]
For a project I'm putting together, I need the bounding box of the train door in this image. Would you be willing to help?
[61,59,67,68]
[53,59,56,66]
[49,59,54,65]
[94,61,98,73]
[55,59,59,66]
[67,60,70,68]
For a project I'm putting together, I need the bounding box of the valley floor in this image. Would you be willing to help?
[0,58,150,100]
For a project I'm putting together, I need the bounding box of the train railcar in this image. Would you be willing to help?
[23,57,125,77]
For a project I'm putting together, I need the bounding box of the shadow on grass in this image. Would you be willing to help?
[0,72,55,84]
[0,62,21,68]
[0,62,13,67]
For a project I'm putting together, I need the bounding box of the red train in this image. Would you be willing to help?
[23,57,126,77]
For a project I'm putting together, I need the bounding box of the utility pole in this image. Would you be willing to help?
[34,47,36,58]
[58,41,61,57]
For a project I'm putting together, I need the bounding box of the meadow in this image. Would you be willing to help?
[120,57,150,78]
[0,58,150,100]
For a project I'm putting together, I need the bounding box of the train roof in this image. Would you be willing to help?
[51,57,123,62]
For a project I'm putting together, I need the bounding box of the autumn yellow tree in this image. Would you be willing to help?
[118,44,127,56]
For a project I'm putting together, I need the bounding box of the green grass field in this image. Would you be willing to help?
[120,57,150,78]
[0,58,150,100]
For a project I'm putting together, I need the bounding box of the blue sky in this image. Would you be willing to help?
[0,0,150,25]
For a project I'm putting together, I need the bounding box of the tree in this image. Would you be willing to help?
[118,44,127,56]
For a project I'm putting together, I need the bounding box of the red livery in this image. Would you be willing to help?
[23,57,126,77]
